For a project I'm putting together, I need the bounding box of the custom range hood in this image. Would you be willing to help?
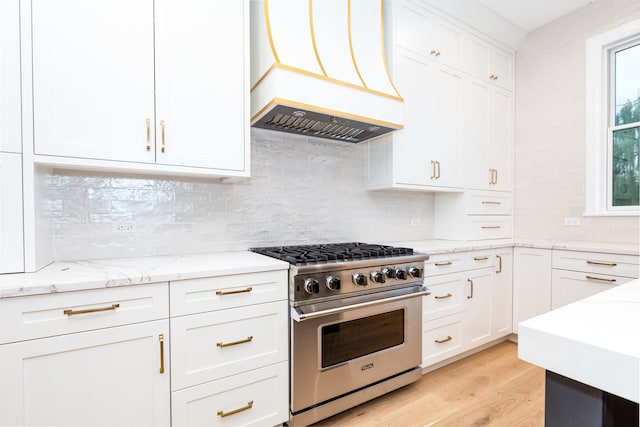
[250,0,403,143]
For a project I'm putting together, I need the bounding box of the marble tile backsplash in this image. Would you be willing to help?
[47,129,434,261]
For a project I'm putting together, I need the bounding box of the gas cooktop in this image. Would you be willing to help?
[249,242,415,266]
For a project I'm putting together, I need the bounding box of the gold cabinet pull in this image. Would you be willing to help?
[217,401,254,418]
[481,226,501,229]
[467,278,474,299]
[145,118,151,152]
[494,168,498,184]
[488,168,498,185]
[217,336,253,348]
[159,334,165,374]
[435,336,452,344]
[496,255,503,273]
[489,74,499,81]
[216,287,253,296]
[63,303,120,316]
[586,260,617,267]
[430,49,441,57]
[430,160,437,180]
[435,261,452,267]
[160,120,166,153]
[434,293,452,300]
[473,256,489,261]
[481,201,501,205]
[586,275,617,283]
[436,160,441,179]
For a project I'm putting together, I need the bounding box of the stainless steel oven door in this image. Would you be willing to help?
[290,285,427,414]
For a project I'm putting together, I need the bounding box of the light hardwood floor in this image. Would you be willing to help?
[314,341,545,427]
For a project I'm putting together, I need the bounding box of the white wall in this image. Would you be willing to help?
[46,129,435,261]
[514,0,640,244]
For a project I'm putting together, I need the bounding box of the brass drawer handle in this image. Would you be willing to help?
[434,293,452,300]
[160,120,166,153]
[159,334,165,374]
[586,260,617,267]
[481,201,501,205]
[63,303,120,316]
[481,226,501,229]
[467,278,474,299]
[217,336,253,348]
[496,255,503,273]
[473,256,489,261]
[145,118,151,152]
[218,401,254,418]
[586,275,617,283]
[216,287,253,296]
[434,261,452,267]
[435,336,452,344]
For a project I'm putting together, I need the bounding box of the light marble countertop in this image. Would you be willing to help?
[0,239,637,299]
[0,251,289,299]
[518,278,640,403]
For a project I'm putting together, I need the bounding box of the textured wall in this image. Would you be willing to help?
[514,0,640,243]
[47,129,435,261]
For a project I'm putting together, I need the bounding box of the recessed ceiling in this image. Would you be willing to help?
[476,0,593,32]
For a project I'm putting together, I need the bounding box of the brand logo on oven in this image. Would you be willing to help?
[361,363,374,371]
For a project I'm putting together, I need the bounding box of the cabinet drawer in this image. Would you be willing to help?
[467,191,513,215]
[171,361,288,427]
[170,300,288,390]
[0,283,169,344]
[170,270,287,316]
[465,216,513,240]
[466,250,496,270]
[425,253,467,276]
[551,269,635,310]
[423,273,466,322]
[552,250,639,278]
[422,314,464,367]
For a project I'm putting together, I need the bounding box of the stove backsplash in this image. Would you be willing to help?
[45,129,434,261]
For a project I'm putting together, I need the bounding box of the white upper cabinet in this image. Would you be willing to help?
[466,35,514,91]
[0,152,24,274]
[28,0,249,178]
[0,0,22,154]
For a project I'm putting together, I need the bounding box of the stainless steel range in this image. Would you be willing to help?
[250,242,429,426]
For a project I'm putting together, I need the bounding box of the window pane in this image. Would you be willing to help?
[611,126,639,206]
[614,43,640,126]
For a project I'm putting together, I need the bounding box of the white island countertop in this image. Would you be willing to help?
[518,279,640,403]
[0,251,289,299]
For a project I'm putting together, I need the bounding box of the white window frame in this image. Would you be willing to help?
[585,20,640,216]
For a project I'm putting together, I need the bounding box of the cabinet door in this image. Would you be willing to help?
[0,152,23,273]
[513,248,552,333]
[393,52,463,189]
[154,0,248,172]
[488,87,513,191]
[492,249,513,337]
[423,272,466,322]
[0,320,170,426]
[31,0,155,163]
[551,270,633,310]
[464,269,493,347]
[465,35,514,91]
[0,0,21,154]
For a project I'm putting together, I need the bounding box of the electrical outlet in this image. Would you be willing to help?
[563,217,581,226]
[410,218,421,226]
[112,221,137,233]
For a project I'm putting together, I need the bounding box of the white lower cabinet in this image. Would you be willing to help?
[512,247,552,333]
[0,319,170,426]
[551,250,639,309]
[422,249,512,368]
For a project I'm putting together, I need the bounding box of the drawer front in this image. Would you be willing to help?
[170,270,287,316]
[465,216,513,240]
[467,191,513,215]
[423,273,466,322]
[171,361,288,427]
[425,252,468,276]
[552,250,639,278]
[551,269,634,309]
[422,314,464,367]
[0,283,169,344]
[170,301,288,390]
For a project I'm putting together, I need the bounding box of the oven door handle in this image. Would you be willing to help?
[291,287,430,322]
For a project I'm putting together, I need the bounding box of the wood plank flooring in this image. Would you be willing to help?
[313,341,545,427]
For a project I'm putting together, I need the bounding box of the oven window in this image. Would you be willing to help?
[321,309,405,368]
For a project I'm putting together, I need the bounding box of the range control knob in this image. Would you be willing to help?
[395,269,407,280]
[304,278,320,295]
[382,268,396,279]
[408,266,423,278]
[326,276,341,290]
[370,271,386,284]
[352,273,368,286]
